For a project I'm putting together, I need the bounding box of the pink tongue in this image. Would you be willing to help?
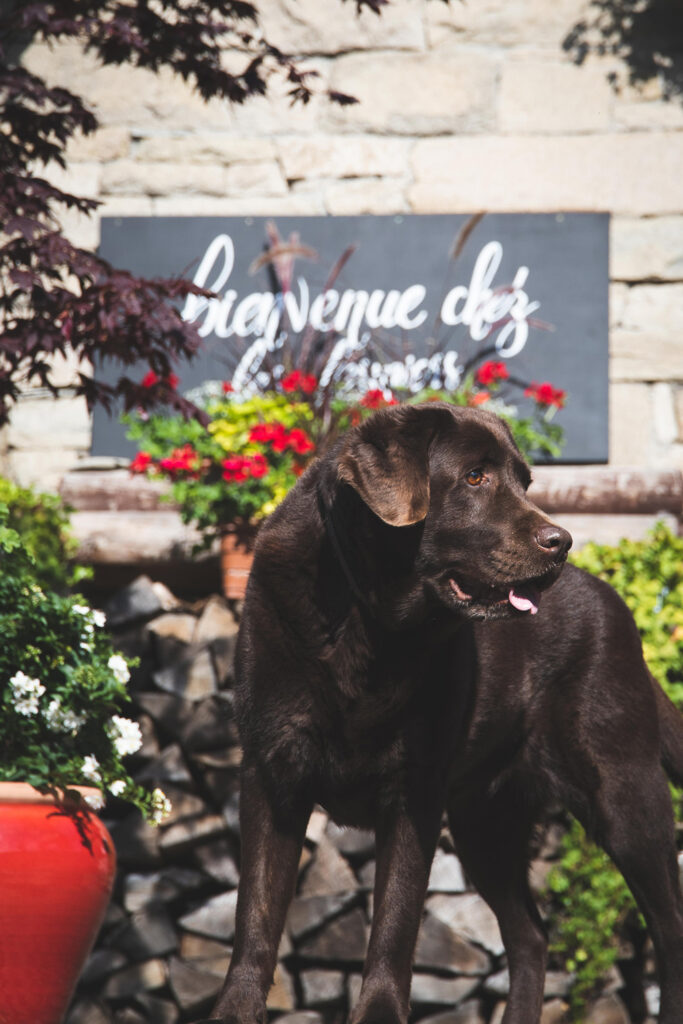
[508,588,539,615]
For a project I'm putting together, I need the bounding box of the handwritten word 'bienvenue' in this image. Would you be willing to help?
[181,234,541,393]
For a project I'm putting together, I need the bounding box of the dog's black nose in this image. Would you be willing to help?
[536,523,572,558]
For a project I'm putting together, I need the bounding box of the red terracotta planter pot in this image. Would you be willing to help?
[220,530,256,600]
[0,783,116,1024]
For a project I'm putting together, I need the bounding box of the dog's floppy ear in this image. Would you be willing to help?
[337,404,449,527]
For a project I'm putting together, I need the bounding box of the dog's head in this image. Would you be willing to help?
[334,402,571,621]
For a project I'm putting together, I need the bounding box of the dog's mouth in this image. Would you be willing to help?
[448,570,559,617]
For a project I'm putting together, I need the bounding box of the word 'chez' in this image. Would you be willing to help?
[182,235,541,359]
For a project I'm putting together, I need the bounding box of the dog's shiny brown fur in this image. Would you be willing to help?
[200,404,683,1024]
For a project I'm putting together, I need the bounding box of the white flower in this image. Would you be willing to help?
[92,610,106,628]
[10,671,46,717]
[109,779,127,797]
[150,788,172,825]
[43,698,85,735]
[109,715,142,756]
[108,654,130,684]
[82,755,102,784]
[72,604,91,617]
[83,790,105,810]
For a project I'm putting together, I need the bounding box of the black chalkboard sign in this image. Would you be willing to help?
[93,213,609,462]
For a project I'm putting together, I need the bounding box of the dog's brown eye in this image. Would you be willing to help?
[465,468,485,486]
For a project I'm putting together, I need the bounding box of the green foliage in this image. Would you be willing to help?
[125,391,317,548]
[0,477,87,590]
[572,522,683,708]
[548,523,683,1017]
[0,505,169,823]
[548,820,639,1016]
[504,409,564,463]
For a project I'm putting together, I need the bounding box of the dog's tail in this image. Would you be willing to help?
[652,674,683,787]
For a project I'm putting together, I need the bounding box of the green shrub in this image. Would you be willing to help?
[547,523,683,1017]
[0,477,86,591]
[0,504,169,822]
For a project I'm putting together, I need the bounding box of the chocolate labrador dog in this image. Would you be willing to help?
[199,403,683,1024]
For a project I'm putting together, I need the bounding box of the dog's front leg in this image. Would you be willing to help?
[202,762,311,1024]
[352,788,444,1024]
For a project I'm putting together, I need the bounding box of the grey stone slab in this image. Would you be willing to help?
[325,822,375,859]
[135,712,160,760]
[66,1001,113,1024]
[135,743,192,785]
[211,635,238,685]
[112,1009,146,1024]
[427,848,467,893]
[540,1000,571,1024]
[159,813,229,852]
[105,576,175,628]
[123,871,182,913]
[415,913,490,976]
[110,814,162,868]
[426,893,504,957]
[153,645,217,702]
[180,695,238,753]
[287,892,357,941]
[168,957,221,1014]
[179,889,238,941]
[419,1002,486,1024]
[134,691,190,739]
[297,908,368,964]
[357,859,375,890]
[193,837,240,887]
[114,906,178,960]
[79,948,128,985]
[103,959,167,998]
[585,994,631,1024]
[485,970,572,1000]
[267,964,296,1012]
[300,969,346,1006]
[179,933,232,962]
[301,838,358,897]
[193,596,239,644]
[131,994,179,1024]
[410,975,480,1007]
[275,1014,324,1024]
[147,612,198,645]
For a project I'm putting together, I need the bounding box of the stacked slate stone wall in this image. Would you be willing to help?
[67,575,660,1024]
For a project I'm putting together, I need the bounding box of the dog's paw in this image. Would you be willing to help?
[351,991,407,1024]
[207,990,268,1024]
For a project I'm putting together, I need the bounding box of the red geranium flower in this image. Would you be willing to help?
[159,445,199,476]
[248,423,285,445]
[468,392,491,406]
[130,451,153,474]
[476,361,509,386]
[222,381,234,394]
[141,370,159,388]
[525,382,566,408]
[249,453,269,479]
[167,373,179,391]
[361,389,393,409]
[281,370,318,394]
[286,428,315,455]
[222,456,250,483]
[222,453,270,483]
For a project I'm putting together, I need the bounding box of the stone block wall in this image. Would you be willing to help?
[8,0,683,488]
